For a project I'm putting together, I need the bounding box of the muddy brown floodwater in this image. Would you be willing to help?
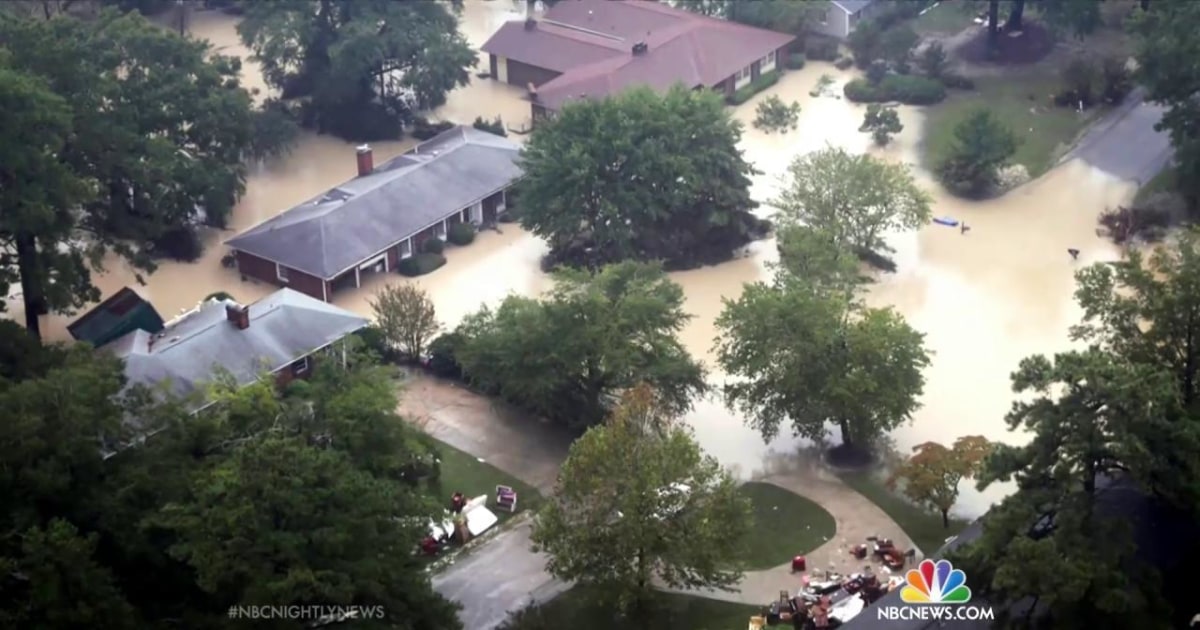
[14,1,1134,518]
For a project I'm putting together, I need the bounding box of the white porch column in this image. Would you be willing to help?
[355,267,361,288]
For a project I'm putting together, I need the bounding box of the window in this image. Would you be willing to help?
[399,239,412,258]
[276,263,289,283]
[736,65,751,81]
[760,51,775,68]
[291,356,310,376]
[819,8,829,24]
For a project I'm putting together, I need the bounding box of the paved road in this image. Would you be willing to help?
[430,520,570,629]
[1066,89,1173,185]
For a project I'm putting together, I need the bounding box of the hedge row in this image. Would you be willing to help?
[729,69,780,106]
[843,75,946,105]
[397,253,446,277]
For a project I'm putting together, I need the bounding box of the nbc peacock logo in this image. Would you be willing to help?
[900,559,972,605]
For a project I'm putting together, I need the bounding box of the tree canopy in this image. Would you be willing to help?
[935,109,1020,198]
[950,232,1200,628]
[516,85,768,270]
[370,283,440,362]
[0,334,460,628]
[238,0,475,141]
[1131,0,1200,208]
[774,147,931,264]
[455,261,707,430]
[531,385,749,612]
[888,436,992,528]
[0,9,292,339]
[715,235,930,459]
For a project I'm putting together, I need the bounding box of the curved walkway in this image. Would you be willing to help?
[398,372,916,619]
[662,456,916,606]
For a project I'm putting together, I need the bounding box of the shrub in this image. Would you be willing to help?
[355,325,401,363]
[786,53,806,70]
[753,95,801,133]
[936,109,1020,197]
[1056,57,1099,107]
[859,103,904,146]
[426,332,465,380]
[866,59,889,84]
[728,69,780,105]
[412,116,455,140]
[834,56,854,70]
[1098,202,1172,245]
[880,25,918,69]
[844,75,945,105]
[472,115,507,137]
[805,38,839,61]
[848,21,883,67]
[447,221,476,246]
[918,42,949,78]
[940,73,975,90]
[1100,56,1132,105]
[422,237,445,254]
[397,253,446,277]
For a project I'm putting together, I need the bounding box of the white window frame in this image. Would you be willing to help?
[435,222,447,239]
[291,356,310,376]
[276,263,289,283]
[399,238,412,259]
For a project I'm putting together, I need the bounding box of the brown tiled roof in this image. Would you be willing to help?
[480,0,795,109]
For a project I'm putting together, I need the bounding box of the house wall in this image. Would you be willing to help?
[502,58,561,88]
[234,251,329,302]
[273,354,315,390]
[811,2,852,39]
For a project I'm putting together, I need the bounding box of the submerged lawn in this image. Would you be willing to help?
[739,481,836,571]
[922,75,1102,179]
[500,588,761,630]
[837,471,968,556]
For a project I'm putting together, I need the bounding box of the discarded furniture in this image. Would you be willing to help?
[791,555,807,572]
[496,485,518,512]
[850,544,868,559]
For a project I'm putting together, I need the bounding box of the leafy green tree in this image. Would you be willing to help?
[752,95,801,133]
[918,42,949,78]
[1132,0,1200,208]
[936,109,1020,197]
[715,273,930,457]
[531,385,749,612]
[953,348,1174,628]
[0,10,286,339]
[673,0,808,34]
[238,0,475,141]
[370,283,440,362]
[517,85,764,270]
[1069,232,1200,509]
[888,436,992,528]
[772,226,869,298]
[774,147,931,262]
[456,261,706,430]
[859,103,904,146]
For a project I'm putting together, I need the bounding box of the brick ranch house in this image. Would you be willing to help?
[481,0,796,122]
[102,288,368,412]
[225,126,523,302]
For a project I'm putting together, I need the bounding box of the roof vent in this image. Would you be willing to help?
[632,41,648,56]
[524,17,536,30]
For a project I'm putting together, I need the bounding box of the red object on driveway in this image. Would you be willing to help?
[791,555,806,572]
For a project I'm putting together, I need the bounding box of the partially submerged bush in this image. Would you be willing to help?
[397,253,446,277]
[426,332,465,380]
[805,38,839,61]
[753,95,801,133]
[844,75,946,105]
[447,221,476,246]
[859,104,904,146]
[422,237,445,255]
[729,69,780,105]
[1098,197,1176,244]
[472,115,507,137]
[834,57,854,70]
[412,117,455,140]
[786,53,806,69]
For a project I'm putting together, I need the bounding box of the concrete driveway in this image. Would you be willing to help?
[430,520,570,629]
[1066,89,1173,185]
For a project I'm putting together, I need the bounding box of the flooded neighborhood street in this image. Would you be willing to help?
[18,1,1149,519]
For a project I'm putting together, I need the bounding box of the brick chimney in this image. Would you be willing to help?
[356,144,373,177]
[225,303,250,330]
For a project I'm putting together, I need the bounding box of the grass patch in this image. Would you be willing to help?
[921,75,1101,178]
[837,470,968,556]
[914,0,983,35]
[739,482,836,571]
[425,438,543,523]
[1134,167,1178,207]
[501,587,761,630]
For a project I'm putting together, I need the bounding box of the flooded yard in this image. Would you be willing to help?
[17,1,1137,518]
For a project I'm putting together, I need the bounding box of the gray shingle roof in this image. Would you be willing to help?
[225,126,523,279]
[104,288,367,408]
[832,0,877,14]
